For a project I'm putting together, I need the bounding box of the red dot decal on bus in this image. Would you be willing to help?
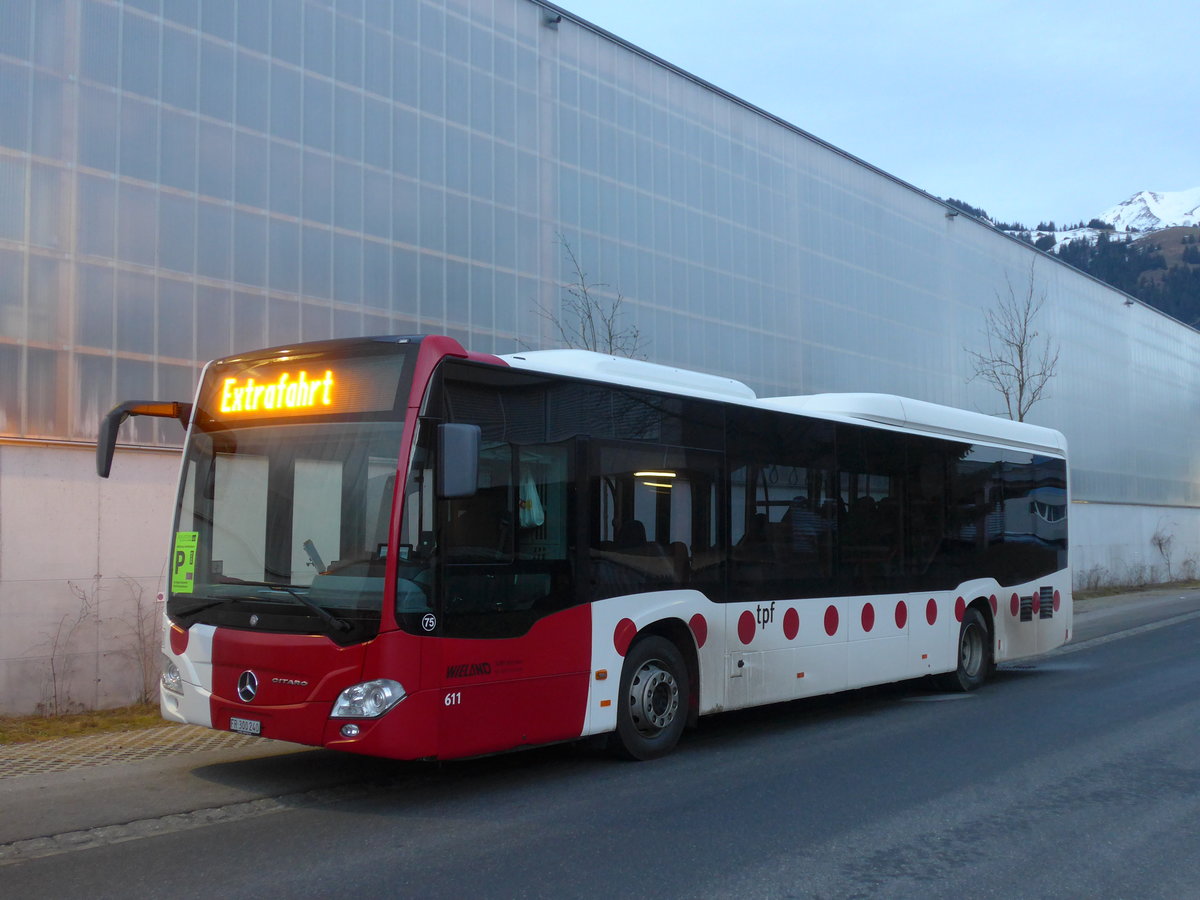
[861,603,875,633]
[1010,593,1020,617]
[689,613,708,649]
[824,606,839,636]
[783,607,799,640]
[169,623,188,656]
[895,600,908,629]
[954,597,966,622]
[613,618,637,656]
[1032,593,1041,615]
[738,610,756,645]
[1053,590,1061,612]
[925,598,938,626]
[989,594,998,616]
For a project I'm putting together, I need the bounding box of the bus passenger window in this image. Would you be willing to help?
[727,408,838,602]
[590,445,721,600]
[441,443,514,562]
[432,440,579,639]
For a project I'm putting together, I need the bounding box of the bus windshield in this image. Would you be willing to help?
[169,419,405,642]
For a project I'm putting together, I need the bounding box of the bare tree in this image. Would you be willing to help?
[1151,522,1176,581]
[966,261,1060,421]
[534,236,646,358]
[40,580,99,715]
[116,576,162,705]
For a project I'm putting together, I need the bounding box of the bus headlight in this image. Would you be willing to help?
[331,679,406,718]
[161,655,184,695]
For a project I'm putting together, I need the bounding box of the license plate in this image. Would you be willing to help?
[230,716,261,736]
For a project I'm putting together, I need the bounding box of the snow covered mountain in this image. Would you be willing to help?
[979,187,1200,324]
[1097,187,1200,232]
[992,187,1200,254]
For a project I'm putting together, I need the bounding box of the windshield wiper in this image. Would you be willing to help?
[213,578,354,633]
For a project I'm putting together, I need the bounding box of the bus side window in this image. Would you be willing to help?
[589,444,720,600]
[728,408,838,602]
[441,443,514,562]
[435,440,579,638]
[506,444,573,612]
[837,424,906,589]
[905,436,952,585]
[516,444,569,562]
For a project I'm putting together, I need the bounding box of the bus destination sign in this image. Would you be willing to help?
[205,352,410,421]
[219,369,335,414]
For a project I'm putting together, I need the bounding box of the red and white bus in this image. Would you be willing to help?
[98,334,1071,760]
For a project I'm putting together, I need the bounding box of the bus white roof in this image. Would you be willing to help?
[759,393,1067,455]
[500,350,1066,456]
[501,349,758,403]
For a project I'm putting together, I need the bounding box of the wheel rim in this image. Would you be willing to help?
[960,621,984,678]
[627,659,680,737]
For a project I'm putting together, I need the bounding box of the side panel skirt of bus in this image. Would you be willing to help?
[584,574,1071,739]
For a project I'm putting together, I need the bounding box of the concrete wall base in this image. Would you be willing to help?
[1070,502,1200,589]
[0,444,178,716]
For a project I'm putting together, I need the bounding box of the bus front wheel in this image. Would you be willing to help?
[611,635,690,761]
[938,606,991,692]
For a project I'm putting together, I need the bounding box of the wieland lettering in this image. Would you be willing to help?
[446,662,493,678]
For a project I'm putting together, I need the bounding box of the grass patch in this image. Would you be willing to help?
[0,703,170,745]
[1075,579,1200,602]
[1074,585,1140,601]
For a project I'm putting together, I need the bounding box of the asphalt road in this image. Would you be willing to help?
[4,592,1200,898]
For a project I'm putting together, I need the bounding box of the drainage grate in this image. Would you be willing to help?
[0,726,277,780]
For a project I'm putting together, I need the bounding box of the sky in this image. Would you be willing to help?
[556,0,1199,228]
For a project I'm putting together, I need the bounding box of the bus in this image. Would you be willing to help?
[97,334,1071,761]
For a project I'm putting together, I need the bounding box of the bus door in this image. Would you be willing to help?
[424,437,591,758]
[727,460,843,707]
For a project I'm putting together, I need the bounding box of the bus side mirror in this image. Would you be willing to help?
[437,423,480,499]
[97,401,192,477]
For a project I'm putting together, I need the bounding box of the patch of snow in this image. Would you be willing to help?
[998,226,1124,253]
[1098,187,1200,232]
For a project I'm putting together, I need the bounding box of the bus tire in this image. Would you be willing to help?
[611,635,690,761]
[938,606,991,692]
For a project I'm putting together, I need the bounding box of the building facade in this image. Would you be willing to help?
[1,0,1197,713]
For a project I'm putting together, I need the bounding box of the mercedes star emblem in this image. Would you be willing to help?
[237,670,258,702]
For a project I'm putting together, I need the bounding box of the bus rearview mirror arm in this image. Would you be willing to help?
[97,401,193,478]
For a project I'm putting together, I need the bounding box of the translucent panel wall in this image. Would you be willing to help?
[1,0,1198,508]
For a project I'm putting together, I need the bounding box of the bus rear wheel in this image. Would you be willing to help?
[611,635,689,761]
[938,606,991,692]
